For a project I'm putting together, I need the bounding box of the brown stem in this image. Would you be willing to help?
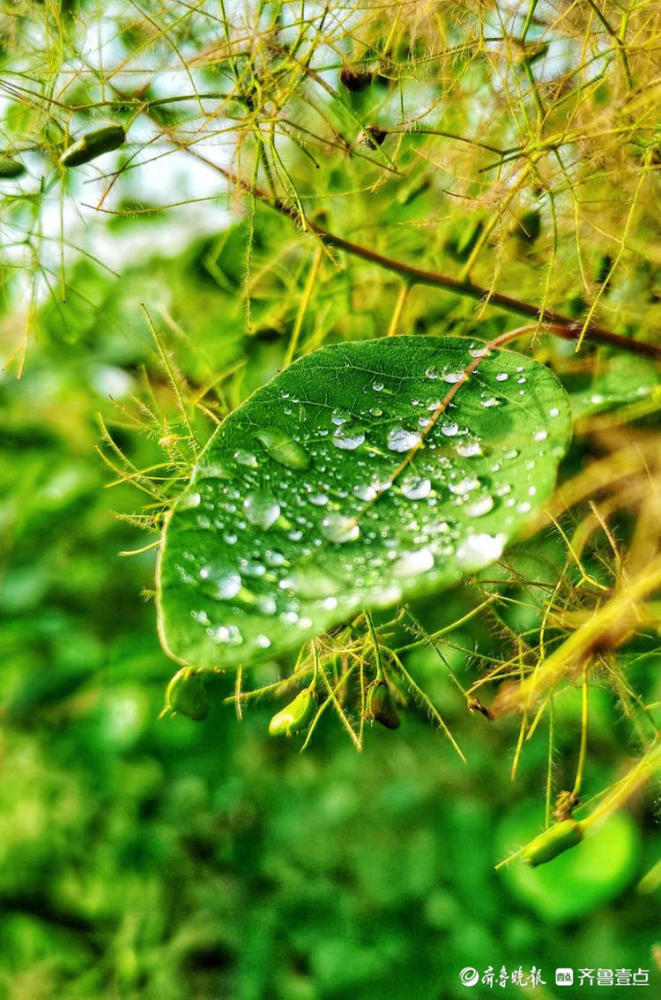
[156,130,661,362]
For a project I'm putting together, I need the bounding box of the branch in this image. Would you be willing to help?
[148,122,661,363]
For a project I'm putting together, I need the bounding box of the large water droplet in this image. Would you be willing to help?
[198,565,242,600]
[244,490,281,530]
[392,548,434,576]
[466,495,494,517]
[207,623,243,645]
[331,408,352,426]
[321,513,360,543]
[456,441,483,457]
[387,427,421,452]
[456,533,506,571]
[354,483,378,502]
[333,427,366,450]
[175,490,201,511]
[401,477,432,500]
[450,476,479,496]
[255,427,311,470]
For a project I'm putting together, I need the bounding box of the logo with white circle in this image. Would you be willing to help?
[459,967,480,987]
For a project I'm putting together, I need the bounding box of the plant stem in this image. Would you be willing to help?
[582,740,661,830]
[283,245,322,365]
[492,556,661,718]
[160,128,661,362]
[386,282,409,337]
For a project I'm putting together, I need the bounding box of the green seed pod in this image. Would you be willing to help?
[60,124,126,167]
[163,668,208,721]
[340,66,373,92]
[268,687,315,737]
[366,681,401,730]
[522,819,584,866]
[0,156,26,179]
[357,124,387,149]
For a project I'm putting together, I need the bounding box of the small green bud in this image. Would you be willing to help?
[366,681,400,730]
[522,819,584,866]
[163,668,208,721]
[60,124,126,167]
[0,156,26,179]
[268,687,315,737]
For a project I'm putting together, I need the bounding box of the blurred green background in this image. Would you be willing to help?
[1,0,661,993]
[1,235,659,1000]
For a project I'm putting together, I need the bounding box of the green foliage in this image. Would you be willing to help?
[158,337,570,670]
[1,0,661,994]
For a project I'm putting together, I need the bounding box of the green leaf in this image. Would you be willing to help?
[157,336,571,670]
[568,353,660,419]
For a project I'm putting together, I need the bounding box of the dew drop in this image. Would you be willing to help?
[198,565,241,600]
[257,594,277,615]
[331,408,352,426]
[354,483,378,502]
[392,548,434,576]
[401,477,432,500]
[456,441,483,458]
[207,624,243,645]
[175,491,201,511]
[456,533,506,571]
[333,428,366,450]
[255,427,311,470]
[466,495,494,517]
[321,513,360,543]
[450,476,479,496]
[387,427,421,452]
[244,490,281,530]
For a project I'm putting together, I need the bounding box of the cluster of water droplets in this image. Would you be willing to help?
[165,340,566,658]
